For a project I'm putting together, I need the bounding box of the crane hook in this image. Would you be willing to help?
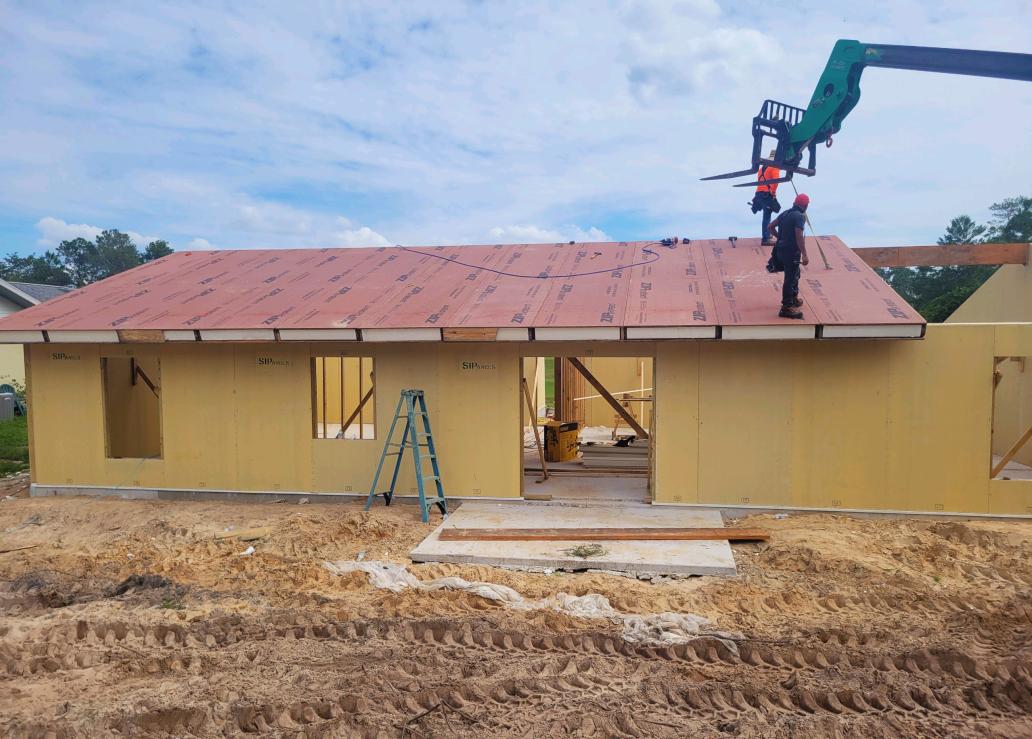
[826,136,834,148]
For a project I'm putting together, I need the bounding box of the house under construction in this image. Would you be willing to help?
[0,237,1028,517]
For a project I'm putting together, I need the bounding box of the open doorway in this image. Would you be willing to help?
[521,355,652,503]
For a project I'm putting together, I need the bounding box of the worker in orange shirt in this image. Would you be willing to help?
[750,150,781,244]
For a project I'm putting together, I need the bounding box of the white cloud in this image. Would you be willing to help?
[331,217,391,247]
[36,216,163,249]
[35,216,102,247]
[488,224,610,244]
[4,2,1031,252]
[620,1,780,103]
[185,238,216,250]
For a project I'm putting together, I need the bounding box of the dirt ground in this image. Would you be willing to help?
[1,488,1031,738]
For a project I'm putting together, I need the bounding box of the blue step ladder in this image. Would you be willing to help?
[364,389,447,523]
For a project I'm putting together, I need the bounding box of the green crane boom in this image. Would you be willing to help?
[702,40,1032,187]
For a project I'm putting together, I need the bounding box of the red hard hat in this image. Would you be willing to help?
[794,193,810,208]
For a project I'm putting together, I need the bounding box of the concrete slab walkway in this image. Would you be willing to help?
[410,501,737,576]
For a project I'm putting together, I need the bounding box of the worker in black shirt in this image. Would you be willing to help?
[767,193,810,319]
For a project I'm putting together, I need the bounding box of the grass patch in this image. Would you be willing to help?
[0,416,29,474]
[562,543,607,559]
[544,357,555,408]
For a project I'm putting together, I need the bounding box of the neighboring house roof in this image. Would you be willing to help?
[0,238,925,342]
[0,278,44,309]
[8,281,74,303]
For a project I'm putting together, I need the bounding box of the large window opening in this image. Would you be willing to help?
[102,356,162,459]
[312,356,376,439]
[522,355,653,503]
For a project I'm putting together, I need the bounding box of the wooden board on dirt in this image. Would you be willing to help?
[438,527,769,542]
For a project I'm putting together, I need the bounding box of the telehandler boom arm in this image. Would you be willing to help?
[702,40,1032,187]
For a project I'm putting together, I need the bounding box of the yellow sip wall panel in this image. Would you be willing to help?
[948,263,1032,324]
[989,479,1032,516]
[653,343,700,504]
[25,325,1032,515]
[28,344,112,487]
[30,341,522,499]
[653,324,1021,515]
[310,343,521,498]
[160,344,239,491]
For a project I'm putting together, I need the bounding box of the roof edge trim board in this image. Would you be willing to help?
[278,329,358,341]
[496,328,530,341]
[47,330,119,343]
[535,327,621,341]
[0,330,45,343]
[626,326,717,340]
[821,324,925,339]
[164,330,199,341]
[198,329,276,342]
[361,328,441,342]
[722,325,817,341]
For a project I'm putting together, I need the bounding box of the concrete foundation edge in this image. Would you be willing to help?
[652,501,1032,521]
[408,551,737,577]
[29,484,521,505]
[28,484,1030,520]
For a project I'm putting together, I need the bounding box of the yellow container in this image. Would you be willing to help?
[544,421,580,462]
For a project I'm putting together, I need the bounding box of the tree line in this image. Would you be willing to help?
[878,195,1030,322]
[0,230,174,288]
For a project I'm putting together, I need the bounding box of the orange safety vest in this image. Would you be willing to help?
[756,166,780,195]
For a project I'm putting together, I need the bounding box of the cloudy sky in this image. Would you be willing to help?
[1,0,1029,253]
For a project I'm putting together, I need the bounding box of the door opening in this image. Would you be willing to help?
[521,355,653,503]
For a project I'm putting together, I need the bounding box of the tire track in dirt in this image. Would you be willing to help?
[5,611,1031,737]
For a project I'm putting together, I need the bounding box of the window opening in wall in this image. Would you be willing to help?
[102,356,162,459]
[312,356,376,439]
[991,355,1032,480]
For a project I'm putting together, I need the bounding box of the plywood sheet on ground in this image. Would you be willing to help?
[0,239,923,336]
[410,501,738,576]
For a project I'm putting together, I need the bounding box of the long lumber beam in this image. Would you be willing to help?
[438,527,769,542]
[566,357,649,439]
[854,243,1028,268]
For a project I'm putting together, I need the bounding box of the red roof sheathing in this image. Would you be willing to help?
[0,237,923,335]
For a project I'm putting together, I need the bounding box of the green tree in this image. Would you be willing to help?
[93,229,141,280]
[986,196,1032,242]
[0,252,71,286]
[47,230,176,286]
[875,197,1032,323]
[937,215,986,245]
[143,239,174,261]
[57,237,101,287]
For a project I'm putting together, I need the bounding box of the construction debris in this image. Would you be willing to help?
[213,527,271,542]
[323,559,740,650]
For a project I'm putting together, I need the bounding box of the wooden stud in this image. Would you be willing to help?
[338,355,345,438]
[567,357,649,439]
[854,243,1028,268]
[522,377,548,483]
[310,358,319,440]
[438,527,769,542]
[321,357,327,440]
[342,385,375,437]
[991,424,1032,478]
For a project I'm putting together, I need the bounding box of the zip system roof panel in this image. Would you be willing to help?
[0,238,925,343]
